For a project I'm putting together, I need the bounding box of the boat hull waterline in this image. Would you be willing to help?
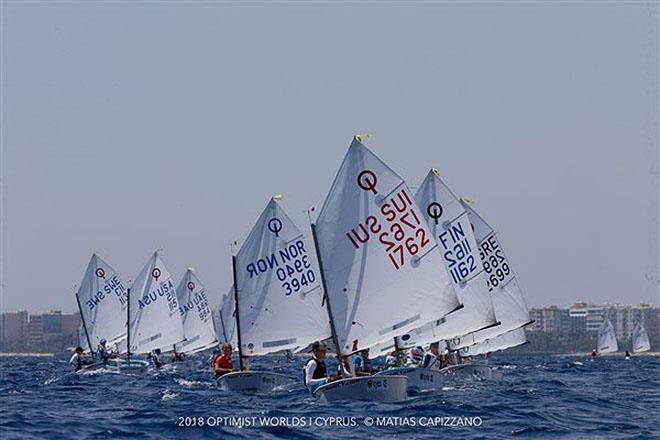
[313,375,408,403]
[216,371,289,392]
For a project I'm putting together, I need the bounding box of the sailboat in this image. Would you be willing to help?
[632,322,651,353]
[75,254,129,354]
[597,319,618,354]
[376,169,499,389]
[438,199,534,378]
[119,250,185,370]
[174,269,218,355]
[447,199,533,350]
[217,197,331,392]
[310,137,462,402]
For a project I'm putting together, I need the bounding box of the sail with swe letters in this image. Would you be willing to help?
[448,201,531,350]
[128,251,184,354]
[175,269,218,353]
[77,254,128,348]
[235,199,330,355]
[314,138,460,354]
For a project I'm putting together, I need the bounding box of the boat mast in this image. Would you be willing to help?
[126,287,131,363]
[75,292,95,355]
[311,223,348,378]
[231,255,245,371]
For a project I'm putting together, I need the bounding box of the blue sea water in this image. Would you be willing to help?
[1,353,659,439]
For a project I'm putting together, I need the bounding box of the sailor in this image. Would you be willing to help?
[624,350,631,359]
[304,341,334,393]
[408,346,425,365]
[172,350,185,362]
[352,348,375,376]
[591,350,597,358]
[96,339,109,363]
[69,346,86,371]
[150,348,164,368]
[385,352,398,369]
[213,343,237,378]
[421,342,442,370]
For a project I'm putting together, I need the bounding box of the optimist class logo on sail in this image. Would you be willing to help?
[347,170,431,270]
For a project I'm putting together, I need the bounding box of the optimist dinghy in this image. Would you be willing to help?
[218,197,331,392]
[310,137,461,403]
[632,323,651,353]
[597,320,618,355]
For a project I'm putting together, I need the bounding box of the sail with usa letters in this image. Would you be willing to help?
[447,200,532,351]
[234,198,330,355]
[76,254,128,350]
[597,319,618,354]
[128,251,185,354]
[632,322,650,353]
[174,269,218,353]
[313,138,461,355]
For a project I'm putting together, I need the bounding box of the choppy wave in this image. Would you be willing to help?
[1,353,659,439]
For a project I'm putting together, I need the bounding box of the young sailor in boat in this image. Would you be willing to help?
[408,346,425,365]
[96,339,110,364]
[385,352,398,369]
[69,346,86,371]
[213,343,238,378]
[149,348,164,368]
[352,348,375,376]
[591,350,597,358]
[304,341,336,394]
[421,342,442,370]
[172,350,184,362]
[624,350,631,359]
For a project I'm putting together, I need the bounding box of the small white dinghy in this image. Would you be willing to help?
[313,375,408,403]
[376,366,446,391]
[220,197,330,392]
[216,371,288,392]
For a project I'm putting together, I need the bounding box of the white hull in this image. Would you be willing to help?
[376,367,446,391]
[313,375,408,403]
[216,371,288,392]
[440,363,502,381]
[106,358,151,372]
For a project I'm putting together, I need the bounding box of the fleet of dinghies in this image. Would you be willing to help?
[74,135,539,402]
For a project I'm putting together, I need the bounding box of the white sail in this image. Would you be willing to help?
[216,287,238,347]
[447,201,532,350]
[128,251,184,354]
[314,138,461,355]
[459,327,528,357]
[235,199,330,355]
[597,319,618,353]
[174,269,217,353]
[401,170,497,340]
[76,254,128,348]
[632,323,651,353]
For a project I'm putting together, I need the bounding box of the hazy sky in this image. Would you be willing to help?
[2,2,658,314]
